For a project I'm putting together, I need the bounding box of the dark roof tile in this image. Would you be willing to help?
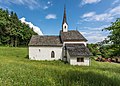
[60,30,87,42]
[29,35,62,47]
[65,43,92,57]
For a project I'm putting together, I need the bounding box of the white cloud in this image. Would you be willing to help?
[82,12,95,18]
[20,17,43,35]
[80,25,110,43]
[43,6,49,10]
[45,14,57,19]
[83,24,111,31]
[81,0,101,5]
[0,0,53,10]
[82,12,113,21]
[81,31,105,43]
[81,5,120,22]
[47,1,51,4]
[92,13,112,21]
[109,5,120,16]
[112,0,120,5]
[47,1,53,6]
[86,35,106,43]
[43,1,53,10]
[0,0,40,10]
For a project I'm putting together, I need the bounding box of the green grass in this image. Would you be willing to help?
[0,47,120,86]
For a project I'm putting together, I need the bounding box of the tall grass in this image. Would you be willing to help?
[0,47,120,86]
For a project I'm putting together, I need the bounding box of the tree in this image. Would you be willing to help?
[0,8,37,47]
[104,18,120,57]
[0,9,11,45]
[87,44,101,56]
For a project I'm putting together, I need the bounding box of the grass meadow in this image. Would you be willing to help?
[0,47,120,86]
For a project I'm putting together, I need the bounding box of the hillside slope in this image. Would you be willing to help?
[0,47,120,86]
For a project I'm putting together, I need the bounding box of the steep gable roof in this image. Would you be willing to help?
[60,30,87,42]
[29,35,62,47]
[65,43,92,57]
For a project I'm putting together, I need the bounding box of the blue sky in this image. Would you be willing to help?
[0,0,120,43]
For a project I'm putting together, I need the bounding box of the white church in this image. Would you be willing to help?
[28,7,91,66]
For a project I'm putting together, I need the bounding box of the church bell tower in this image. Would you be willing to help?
[62,6,68,32]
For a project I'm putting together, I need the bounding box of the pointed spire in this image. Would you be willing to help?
[62,5,67,25]
[62,5,68,32]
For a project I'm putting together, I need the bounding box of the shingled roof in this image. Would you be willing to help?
[60,30,87,42]
[65,44,92,57]
[29,35,62,47]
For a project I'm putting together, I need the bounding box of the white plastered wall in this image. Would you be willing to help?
[62,23,68,32]
[70,57,90,66]
[29,46,62,60]
[67,51,70,63]
[63,41,87,46]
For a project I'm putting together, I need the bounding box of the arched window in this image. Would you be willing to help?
[51,51,55,58]
[64,26,66,29]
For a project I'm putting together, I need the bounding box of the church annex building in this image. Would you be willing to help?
[28,7,92,66]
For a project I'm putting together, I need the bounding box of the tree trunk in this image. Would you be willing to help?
[17,37,19,47]
[15,36,18,47]
[0,37,2,45]
[10,37,14,47]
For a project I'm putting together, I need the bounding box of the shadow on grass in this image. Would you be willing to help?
[25,55,29,59]
[113,62,120,64]
[52,70,120,86]
[97,67,120,74]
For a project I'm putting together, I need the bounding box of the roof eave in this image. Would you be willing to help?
[70,55,91,57]
[29,45,63,47]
